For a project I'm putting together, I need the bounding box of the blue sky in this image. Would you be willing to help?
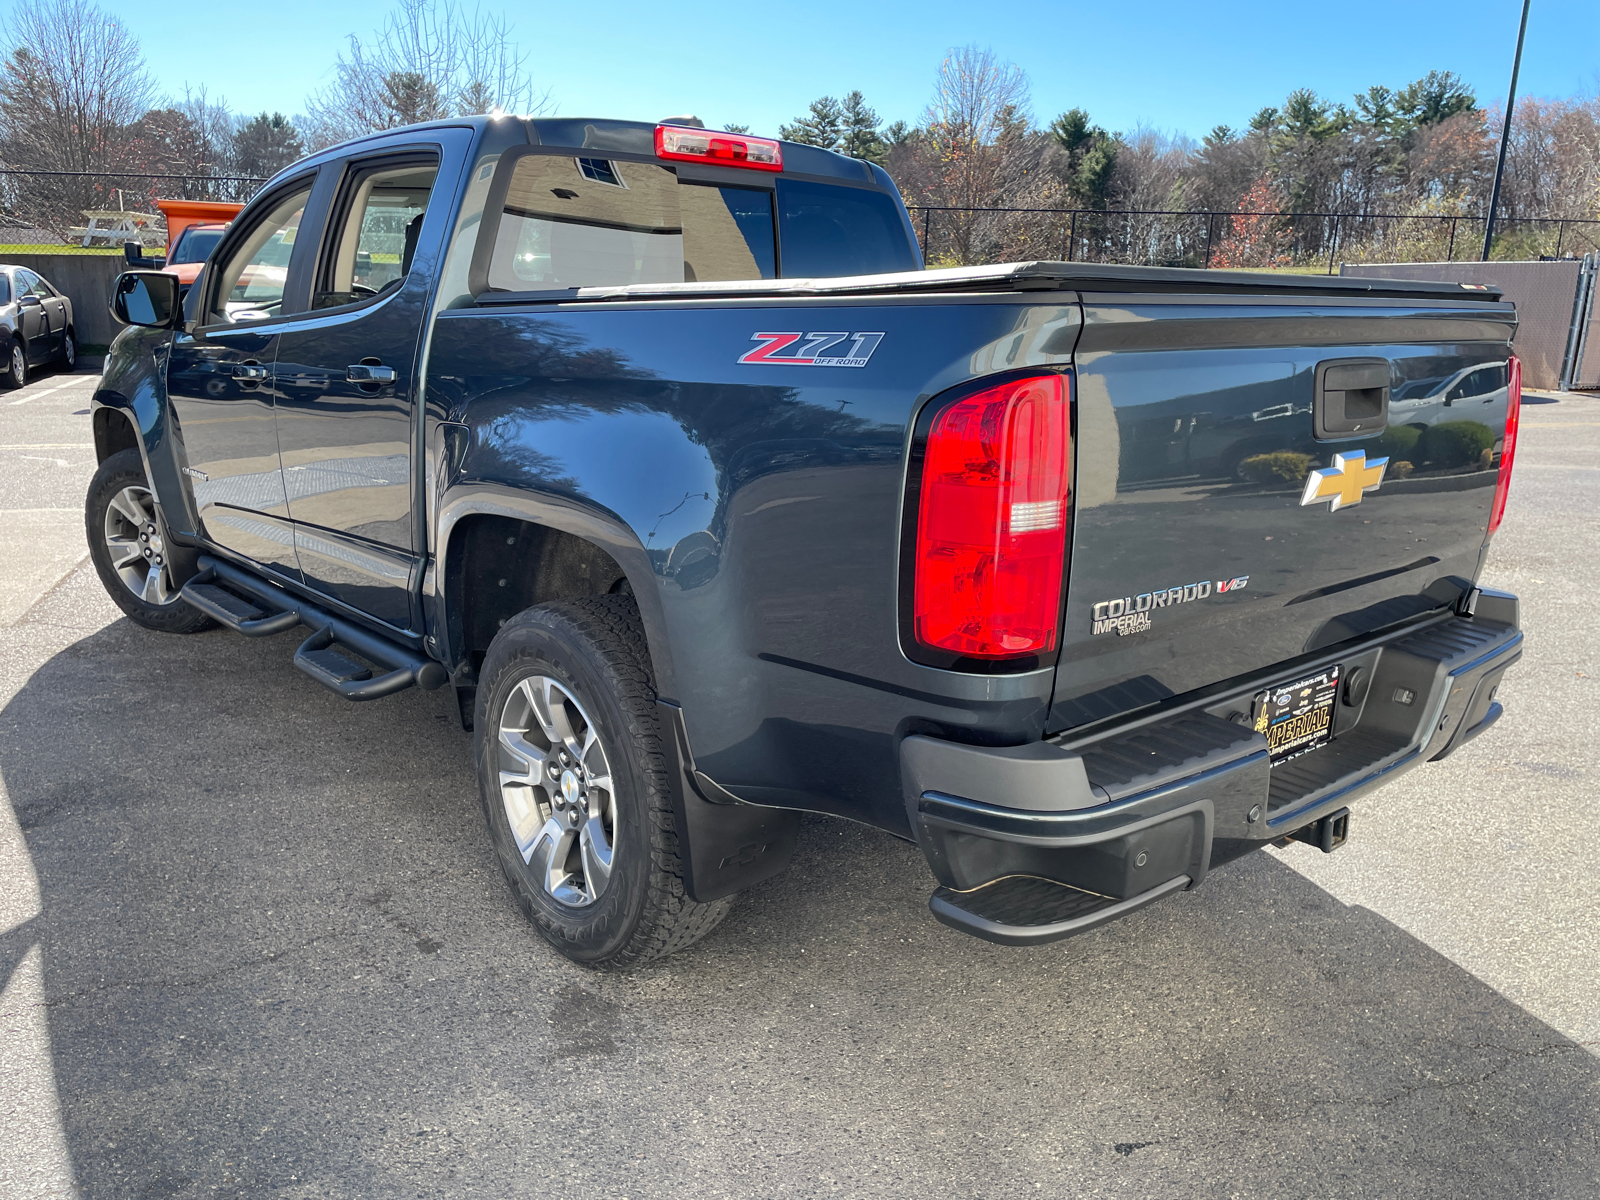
[121,0,1600,139]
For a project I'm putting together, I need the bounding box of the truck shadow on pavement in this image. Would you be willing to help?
[5,610,1599,1199]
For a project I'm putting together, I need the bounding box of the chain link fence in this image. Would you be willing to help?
[0,169,268,253]
[3,169,1595,272]
[907,204,1600,272]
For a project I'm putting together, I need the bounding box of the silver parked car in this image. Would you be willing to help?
[0,264,76,387]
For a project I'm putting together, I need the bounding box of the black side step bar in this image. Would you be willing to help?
[180,555,447,702]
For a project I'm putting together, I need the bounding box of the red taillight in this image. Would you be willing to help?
[913,374,1072,659]
[656,125,783,171]
[1488,354,1521,536]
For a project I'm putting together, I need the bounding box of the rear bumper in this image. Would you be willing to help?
[902,592,1523,945]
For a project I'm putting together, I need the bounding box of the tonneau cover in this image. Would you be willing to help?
[479,260,1507,305]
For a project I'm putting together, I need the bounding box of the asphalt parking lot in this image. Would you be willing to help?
[1,366,1596,1199]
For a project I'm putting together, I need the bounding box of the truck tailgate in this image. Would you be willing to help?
[1050,291,1517,731]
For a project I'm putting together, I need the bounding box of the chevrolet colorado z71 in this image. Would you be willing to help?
[92,116,1524,966]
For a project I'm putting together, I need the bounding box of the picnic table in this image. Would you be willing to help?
[66,209,165,249]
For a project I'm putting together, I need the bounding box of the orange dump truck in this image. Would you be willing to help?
[152,199,246,285]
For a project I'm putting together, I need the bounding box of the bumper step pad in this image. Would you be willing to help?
[930,873,1191,946]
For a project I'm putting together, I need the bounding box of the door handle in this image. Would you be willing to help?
[347,363,396,384]
[234,362,269,381]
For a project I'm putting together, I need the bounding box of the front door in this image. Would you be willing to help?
[15,270,52,360]
[165,177,317,580]
[271,152,443,630]
[31,272,70,353]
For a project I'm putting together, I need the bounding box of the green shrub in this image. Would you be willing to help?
[1239,451,1315,484]
[1373,424,1421,461]
[1418,420,1496,469]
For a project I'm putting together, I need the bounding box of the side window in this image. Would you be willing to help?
[484,153,775,292]
[313,158,439,310]
[16,269,41,297]
[208,183,313,323]
[0,274,10,304]
[32,275,58,298]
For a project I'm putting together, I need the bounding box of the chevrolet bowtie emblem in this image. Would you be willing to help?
[1300,450,1388,512]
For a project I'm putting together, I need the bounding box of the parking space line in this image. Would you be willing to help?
[8,377,102,406]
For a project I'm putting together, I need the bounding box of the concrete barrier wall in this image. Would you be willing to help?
[1341,260,1584,390]
[0,253,127,349]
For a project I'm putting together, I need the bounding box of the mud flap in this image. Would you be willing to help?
[657,700,800,903]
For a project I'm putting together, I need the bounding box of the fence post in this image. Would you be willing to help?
[1556,220,1565,258]
[1066,211,1077,263]
[921,208,931,259]
[1326,214,1340,275]
[1203,212,1216,268]
[1447,217,1458,261]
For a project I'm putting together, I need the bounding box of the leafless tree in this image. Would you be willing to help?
[0,0,153,232]
[303,0,548,150]
[917,45,1031,263]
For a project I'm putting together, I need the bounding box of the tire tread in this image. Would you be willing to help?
[482,594,732,968]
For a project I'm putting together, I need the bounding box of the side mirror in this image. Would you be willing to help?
[111,271,181,329]
[18,293,41,308]
[124,241,144,265]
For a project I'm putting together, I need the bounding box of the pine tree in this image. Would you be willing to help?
[232,112,305,179]
[779,96,844,150]
[1049,108,1118,209]
[838,90,885,163]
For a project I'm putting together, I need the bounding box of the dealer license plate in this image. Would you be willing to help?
[1257,665,1341,765]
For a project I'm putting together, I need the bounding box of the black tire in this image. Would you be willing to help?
[85,448,214,634]
[474,595,733,968]
[60,327,76,370]
[3,338,24,389]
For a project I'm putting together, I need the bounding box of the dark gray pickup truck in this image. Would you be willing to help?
[91,115,1523,966]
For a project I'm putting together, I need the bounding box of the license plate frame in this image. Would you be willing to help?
[1256,665,1341,766]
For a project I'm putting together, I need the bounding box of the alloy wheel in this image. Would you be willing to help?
[102,484,177,605]
[496,674,617,907]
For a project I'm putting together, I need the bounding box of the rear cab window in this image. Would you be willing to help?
[487,155,775,291]
[775,179,919,277]
[481,147,914,292]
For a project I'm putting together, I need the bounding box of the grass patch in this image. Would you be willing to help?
[0,244,135,256]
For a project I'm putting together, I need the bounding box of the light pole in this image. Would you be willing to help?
[1482,0,1532,261]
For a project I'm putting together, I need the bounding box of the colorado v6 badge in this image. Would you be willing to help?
[738,331,885,368]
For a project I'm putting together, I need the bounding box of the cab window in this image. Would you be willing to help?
[484,153,776,291]
[313,159,439,310]
[208,184,312,323]
[170,226,225,266]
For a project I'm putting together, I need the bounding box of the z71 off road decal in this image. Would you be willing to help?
[738,331,885,368]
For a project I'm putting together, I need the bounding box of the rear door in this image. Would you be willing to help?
[165,175,319,580]
[269,136,464,631]
[1050,291,1516,730]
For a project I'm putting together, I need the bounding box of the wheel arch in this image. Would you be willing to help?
[437,485,678,699]
[93,396,141,464]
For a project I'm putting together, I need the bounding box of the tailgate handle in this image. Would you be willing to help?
[1314,358,1389,439]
